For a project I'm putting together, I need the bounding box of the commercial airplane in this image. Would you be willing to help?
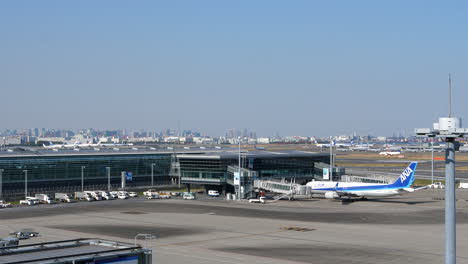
[379,151,402,156]
[315,139,354,148]
[306,162,419,199]
[43,142,63,149]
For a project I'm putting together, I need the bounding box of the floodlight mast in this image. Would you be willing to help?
[416,117,468,264]
[414,74,468,264]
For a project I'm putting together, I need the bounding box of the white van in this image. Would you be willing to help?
[208,190,220,197]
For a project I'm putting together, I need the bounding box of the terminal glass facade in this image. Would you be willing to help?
[179,153,329,186]
[0,154,171,189]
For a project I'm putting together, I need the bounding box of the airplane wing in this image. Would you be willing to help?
[413,186,430,191]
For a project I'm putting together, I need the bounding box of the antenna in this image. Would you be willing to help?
[448,73,452,117]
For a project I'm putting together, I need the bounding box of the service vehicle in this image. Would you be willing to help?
[459,182,468,189]
[74,191,93,202]
[143,189,157,196]
[34,194,55,204]
[84,191,102,201]
[208,190,220,197]
[117,191,129,199]
[10,231,39,240]
[146,192,160,199]
[0,200,11,208]
[96,190,113,200]
[55,193,73,203]
[248,196,266,204]
[182,192,196,200]
[428,182,445,189]
[159,192,171,199]
[19,197,40,206]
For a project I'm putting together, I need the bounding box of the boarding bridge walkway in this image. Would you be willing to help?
[253,179,310,201]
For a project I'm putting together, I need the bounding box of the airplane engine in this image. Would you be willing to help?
[324,191,339,199]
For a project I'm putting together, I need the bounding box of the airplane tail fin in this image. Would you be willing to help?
[390,162,418,188]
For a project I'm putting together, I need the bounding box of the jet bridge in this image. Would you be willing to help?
[253,179,310,200]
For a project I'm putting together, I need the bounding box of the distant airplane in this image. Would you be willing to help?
[306,162,420,199]
[379,151,402,156]
[254,145,266,150]
[42,142,63,149]
[315,140,354,148]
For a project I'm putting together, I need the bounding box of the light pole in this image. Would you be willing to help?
[329,137,333,181]
[151,163,155,187]
[23,170,28,199]
[416,119,467,264]
[81,166,86,192]
[238,136,241,200]
[0,169,3,199]
[106,167,110,192]
[431,141,434,185]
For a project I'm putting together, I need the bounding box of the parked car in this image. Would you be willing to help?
[117,191,129,199]
[128,192,138,198]
[208,190,220,197]
[0,200,11,208]
[19,197,40,206]
[146,192,160,199]
[143,189,157,196]
[183,192,196,200]
[110,191,119,199]
[96,191,114,200]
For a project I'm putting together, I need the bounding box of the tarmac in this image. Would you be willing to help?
[1,190,468,264]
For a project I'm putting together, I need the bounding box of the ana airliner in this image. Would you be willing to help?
[307,162,419,199]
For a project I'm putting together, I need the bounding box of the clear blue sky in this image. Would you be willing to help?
[1,1,467,137]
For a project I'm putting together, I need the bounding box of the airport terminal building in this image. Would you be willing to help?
[0,148,331,198]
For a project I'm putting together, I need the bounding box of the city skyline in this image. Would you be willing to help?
[1,1,467,136]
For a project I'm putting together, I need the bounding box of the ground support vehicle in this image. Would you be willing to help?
[85,191,102,201]
[35,194,55,204]
[97,191,113,200]
[459,183,468,189]
[146,192,160,199]
[248,196,266,204]
[10,231,39,240]
[74,192,93,202]
[117,191,129,199]
[0,200,11,208]
[429,182,445,189]
[208,190,220,197]
[143,189,157,196]
[182,192,196,200]
[159,192,171,199]
[55,193,73,202]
